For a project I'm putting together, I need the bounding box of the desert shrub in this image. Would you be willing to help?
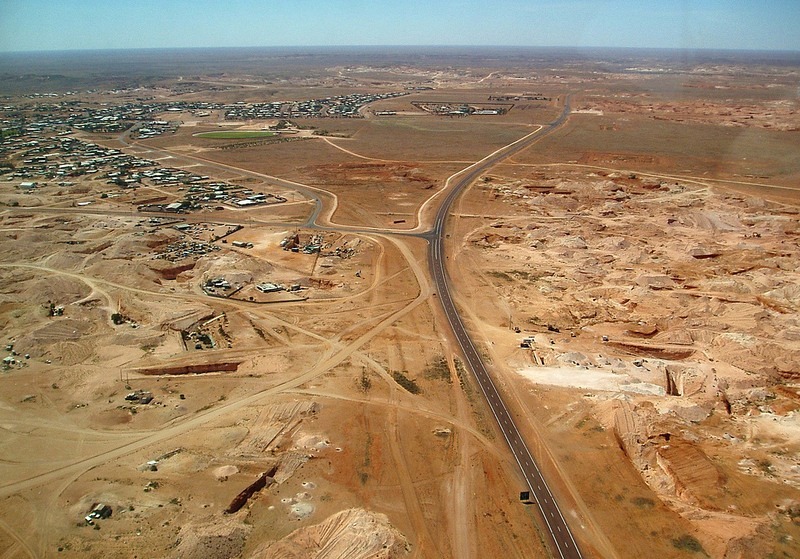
[672,534,705,554]
[392,371,421,394]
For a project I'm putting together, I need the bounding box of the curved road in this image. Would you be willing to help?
[428,98,583,559]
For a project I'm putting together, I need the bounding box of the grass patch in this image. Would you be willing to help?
[194,130,275,139]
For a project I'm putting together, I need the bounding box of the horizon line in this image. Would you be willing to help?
[2,44,800,56]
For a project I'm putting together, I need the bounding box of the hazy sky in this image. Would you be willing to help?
[1,0,799,52]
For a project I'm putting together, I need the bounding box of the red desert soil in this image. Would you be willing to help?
[1,60,799,559]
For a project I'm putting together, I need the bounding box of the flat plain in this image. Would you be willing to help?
[0,47,799,559]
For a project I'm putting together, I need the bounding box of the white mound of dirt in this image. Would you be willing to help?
[251,508,409,559]
[213,465,239,481]
[294,433,330,451]
[290,501,315,518]
[169,515,251,559]
[518,366,665,395]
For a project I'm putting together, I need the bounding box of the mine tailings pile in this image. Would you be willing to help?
[225,465,278,514]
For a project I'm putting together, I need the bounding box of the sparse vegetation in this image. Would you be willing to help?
[488,270,513,282]
[487,269,541,283]
[453,357,473,394]
[358,431,372,485]
[392,371,421,394]
[672,535,705,554]
[358,369,372,392]
[632,496,655,509]
[424,355,451,383]
[757,458,774,476]
[252,324,267,340]
[194,130,275,139]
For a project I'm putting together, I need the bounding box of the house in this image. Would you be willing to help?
[256,283,283,293]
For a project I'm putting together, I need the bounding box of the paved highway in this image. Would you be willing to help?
[428,98,583,559]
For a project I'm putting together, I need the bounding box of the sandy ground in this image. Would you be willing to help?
[1,60,799,559]
[451,160,800,558]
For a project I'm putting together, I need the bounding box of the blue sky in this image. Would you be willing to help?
[1,0,799,52]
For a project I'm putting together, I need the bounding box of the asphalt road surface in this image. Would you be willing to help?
[428,99,583,559]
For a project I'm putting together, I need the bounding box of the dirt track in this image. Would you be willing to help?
[2,57,799,559]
